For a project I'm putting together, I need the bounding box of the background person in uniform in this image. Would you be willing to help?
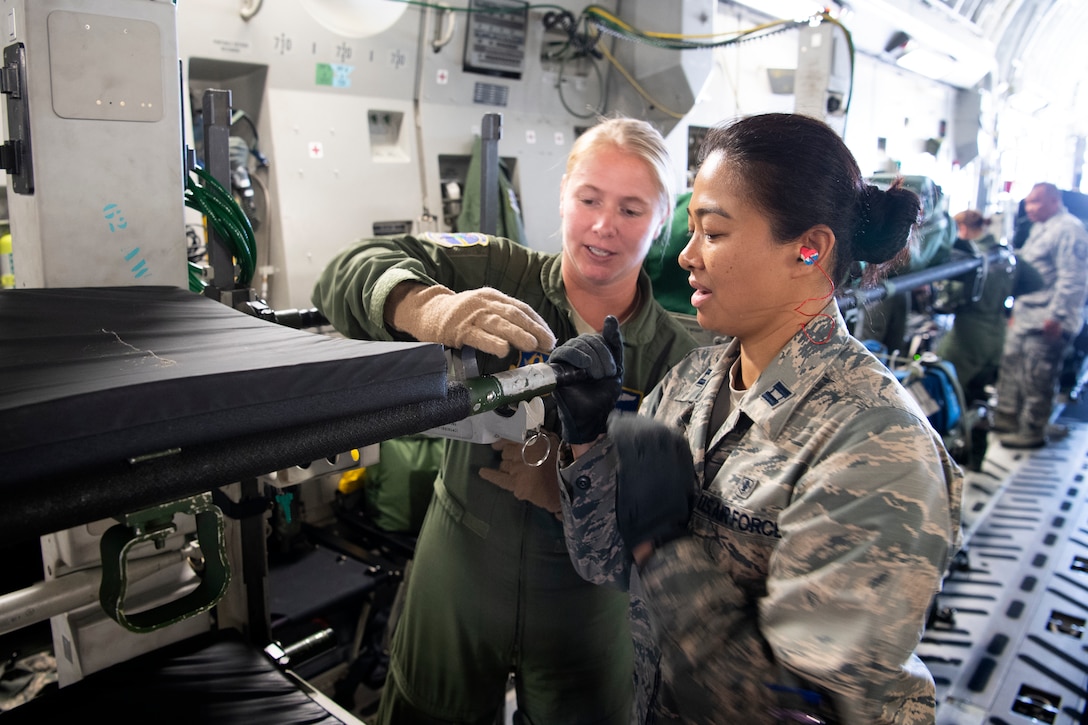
[312,116,697,725]
[994,182,1088,448]
[934,209,1016,405]
[548,113,964,724]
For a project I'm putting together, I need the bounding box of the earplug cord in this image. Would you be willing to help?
[794,261,836,345]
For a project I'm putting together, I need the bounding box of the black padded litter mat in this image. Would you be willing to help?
[0,286,450,540]
[0,628,358,724]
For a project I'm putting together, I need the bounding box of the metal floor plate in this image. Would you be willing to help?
[925,422,1088,724]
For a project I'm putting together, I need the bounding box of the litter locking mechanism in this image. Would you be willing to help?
[99,492,230,633]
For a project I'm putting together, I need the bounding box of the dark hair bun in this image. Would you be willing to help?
[855,183,921,265]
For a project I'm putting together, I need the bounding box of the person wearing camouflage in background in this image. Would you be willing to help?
[549,114,964,724]
[993,182,1088,449]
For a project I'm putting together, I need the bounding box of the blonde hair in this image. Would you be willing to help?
[565,117,675,224]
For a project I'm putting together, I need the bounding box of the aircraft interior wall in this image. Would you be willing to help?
[170,0,1000,311]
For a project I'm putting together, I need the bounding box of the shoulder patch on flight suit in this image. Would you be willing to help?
[516,350,550,367]
[418,232,490,247]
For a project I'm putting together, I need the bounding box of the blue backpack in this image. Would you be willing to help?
[895,359,963,436]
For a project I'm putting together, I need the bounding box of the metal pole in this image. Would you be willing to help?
[838,247,1011,311]
[201,89,235,293]
[479,113,502,236]
[0,551,187,636]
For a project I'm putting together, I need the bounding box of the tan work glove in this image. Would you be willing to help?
[479,433,561,515]
[387,283,556,357]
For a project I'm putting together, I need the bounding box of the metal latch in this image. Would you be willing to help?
[99,493,231,633]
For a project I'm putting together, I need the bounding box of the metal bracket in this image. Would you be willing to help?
[1,43,34,193]
[99,493,231,633]
[423,396,546,443]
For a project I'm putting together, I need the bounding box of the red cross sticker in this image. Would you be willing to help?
[309,142,324,159]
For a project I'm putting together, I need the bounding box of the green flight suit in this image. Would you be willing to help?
[312,233,697,724]
[644,191,697,316]
[934,234,1015,403]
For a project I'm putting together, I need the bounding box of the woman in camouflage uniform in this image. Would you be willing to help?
[550,113,964,724]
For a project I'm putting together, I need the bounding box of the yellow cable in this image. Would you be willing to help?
[588,9,852,122]
[596,38,686,119]
[584,4,801,42]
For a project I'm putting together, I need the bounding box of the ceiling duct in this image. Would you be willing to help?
[884,29,963,83]
[847,0,997,88]
[604,0,715,136]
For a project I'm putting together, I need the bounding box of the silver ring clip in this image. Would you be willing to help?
[521,429,551,467]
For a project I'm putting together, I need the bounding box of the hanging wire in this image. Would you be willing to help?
[583,4,811,50]
[596,41,686,119]
[383,1,853,122]
[557,55,605,118]
[583,7,805,120]
[550,5,850,120]
[818,13,857,117]
[188,260,207,293]
[185,165,257,288]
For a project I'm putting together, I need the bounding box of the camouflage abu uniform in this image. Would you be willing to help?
[994,206,1088,438]
[560,303,964,724]
[313,233,697,724]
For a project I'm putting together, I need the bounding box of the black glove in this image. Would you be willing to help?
[550,315,624,444]
[609,413,696,555]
